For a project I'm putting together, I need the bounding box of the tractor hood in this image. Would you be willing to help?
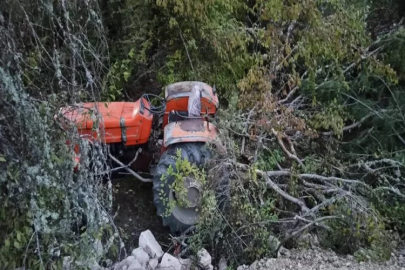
[58,100,153,146]
[61,102,128,129]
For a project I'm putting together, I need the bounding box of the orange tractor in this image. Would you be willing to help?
[58,81,222,232]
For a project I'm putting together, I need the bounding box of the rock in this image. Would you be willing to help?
[89,261,102,270]
[298,233,319,249]
[332,261,340,268]
[268,235,280,253]
[115,260,127,270]
[127,260,142,270]
[148,259,159,270]
[218,257,227,270]
[327,255,337,263]
[121,266,128,270]
[237,265,248,270]
[160,253,182,270]
[139,230,164,259]
[310,234,320,248]
[207,265,214,270]
[126,256,137,266]
[132,247,150,266]
[179,258,192,270]
[249,261,258,270]
[278,246,291,258]
[104,259,113,267]
[197,248,211,268]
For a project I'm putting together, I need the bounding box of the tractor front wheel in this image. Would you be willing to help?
[153,142,212,233]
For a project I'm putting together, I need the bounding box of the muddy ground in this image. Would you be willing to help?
[111,175,172,250]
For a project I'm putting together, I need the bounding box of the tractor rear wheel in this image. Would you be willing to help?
[153,142,216,233]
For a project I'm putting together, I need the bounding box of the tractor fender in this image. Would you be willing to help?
[163,120,218,147]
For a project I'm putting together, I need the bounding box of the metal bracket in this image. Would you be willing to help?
[120,117,127,144]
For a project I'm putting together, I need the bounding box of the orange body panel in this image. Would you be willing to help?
[163,120,218,147]
[60,99,153,146]
[163,81,218,127]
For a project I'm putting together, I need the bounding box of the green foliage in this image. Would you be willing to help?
[103,49,137,101]
[103,0,253,100]
[257,149,285,171]
[191,154,279,264]
[160,149,206,214]
[2,0,405,267]
[320,199,388,257]
[0,0,118,268]
[372,190,405,232]
[309,99,348,137]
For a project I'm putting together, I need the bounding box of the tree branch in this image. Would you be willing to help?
[322,112,376,136]
[241,107,255,155]
[271,128,304,166]
[256,169,310,213]
[178,28,194,72]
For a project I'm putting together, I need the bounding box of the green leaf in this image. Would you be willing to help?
[128,49,135,58]
[0,156,5,162]
[123,71,131,82]
[14,240,20,249]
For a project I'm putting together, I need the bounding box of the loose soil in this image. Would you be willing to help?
[111,176,172,250]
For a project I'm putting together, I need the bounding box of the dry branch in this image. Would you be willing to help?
[178,28,194,71]
[241,107,256,155]
[271,128,304,166]
[322,112,376,136]
[259,170,310,213]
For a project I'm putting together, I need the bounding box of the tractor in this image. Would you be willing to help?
[58,81,223,233]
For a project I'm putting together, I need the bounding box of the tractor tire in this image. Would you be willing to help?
[153,142,228,233]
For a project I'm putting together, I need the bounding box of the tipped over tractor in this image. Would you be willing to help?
[58,81,223,233]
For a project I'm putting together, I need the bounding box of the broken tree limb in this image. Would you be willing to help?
[322,112,375,136]
[241,106,256,155]
[271,128,304,166]
[255,169,310,213]
[274,215,339,255]
[235,162,367,188]
[279,86,299,104]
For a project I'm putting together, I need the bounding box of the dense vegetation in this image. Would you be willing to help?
[1,0,405,268]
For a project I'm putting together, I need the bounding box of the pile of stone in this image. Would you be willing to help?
[112,230,214,270]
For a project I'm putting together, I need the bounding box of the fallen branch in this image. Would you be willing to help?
[241,107,255,155]
[256,169,310,213]
[271,128,304,166]
[277,215,339,252]
[279,86,298,104]
[322,112,375,136]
